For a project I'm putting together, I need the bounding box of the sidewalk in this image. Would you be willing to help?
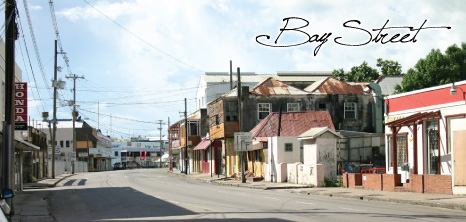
[11,174,74,222]
[168,170,466,211]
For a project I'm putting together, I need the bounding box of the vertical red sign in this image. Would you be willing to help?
[15,82,27,130]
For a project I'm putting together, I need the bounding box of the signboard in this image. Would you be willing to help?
[78,152,88,157]
[15,82,27,130]
[234,132,253,151]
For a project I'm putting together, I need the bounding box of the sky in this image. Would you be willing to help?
[5,0,466,139]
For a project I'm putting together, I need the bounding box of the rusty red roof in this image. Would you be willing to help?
[305,77,365,94]
[250,77,308,95]
[250,111,335,137]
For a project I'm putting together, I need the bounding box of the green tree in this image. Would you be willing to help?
[376,58,403,76]
[397,42,466,93]
[332,61,379,82]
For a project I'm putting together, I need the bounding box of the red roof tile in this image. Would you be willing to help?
[250,111,335,137]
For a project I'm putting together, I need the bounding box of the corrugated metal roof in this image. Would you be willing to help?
[250,77,308,95]
[250,111,335,137]
[304,77,365,94]
[298,127,339,139]
[375,76,403,96]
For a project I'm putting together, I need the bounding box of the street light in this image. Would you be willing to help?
[450,82,465,100]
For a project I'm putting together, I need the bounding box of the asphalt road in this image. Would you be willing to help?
[47,169,466,221]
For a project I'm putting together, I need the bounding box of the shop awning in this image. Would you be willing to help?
[386,111,441,127]
[193,139,211,150]
[15,137,40,151]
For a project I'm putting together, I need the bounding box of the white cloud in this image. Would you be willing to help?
[21,0,465,137]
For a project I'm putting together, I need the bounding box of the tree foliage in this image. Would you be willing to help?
[376,58,403,76]
[396,42,466,93]
[332,59,401,82]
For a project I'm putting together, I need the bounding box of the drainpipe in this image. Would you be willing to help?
[364,83,383,133]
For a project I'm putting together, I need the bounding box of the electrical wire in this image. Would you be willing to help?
[81,0,204,73]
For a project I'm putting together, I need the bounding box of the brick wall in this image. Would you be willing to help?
[408,174,424,193]
[344,173,452,195]
[343,173,349,188]
[362,174,382,191]
[424,175,452,194]
[382,174,401,191]
[347,173,362,188]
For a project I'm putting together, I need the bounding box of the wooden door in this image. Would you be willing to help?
[454,130,466,186]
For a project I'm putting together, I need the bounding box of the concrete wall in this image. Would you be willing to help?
[303,132,338,180]
[309,94,374,132]
[288,163,324,186]
[268,137,301,165]
[242,96,310,132]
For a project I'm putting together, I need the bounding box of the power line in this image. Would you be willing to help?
[81,0,204,73]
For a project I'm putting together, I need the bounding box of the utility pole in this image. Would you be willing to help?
[184,98,188,175]
[157,120,163,168]
[66,74,84,174]
[51,40,58,179]
[229,60,233,90]
[237,67,246,183]
[168,117,172,171]
[2,0,17,209]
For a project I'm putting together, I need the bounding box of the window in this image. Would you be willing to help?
[189,122,199,136]
[60,141,64,147]
[287,103,300,112]
[66,141,70,147]
[225,102,238,121]
[115,151,119,157]
[215,115,219,125]
[258,103,271,120]
[396,135,407,167]
[344,102,357,119]
[318,103,329,111]
[285,143,293,152]
[387,136,392,167]
[427,120,439,174]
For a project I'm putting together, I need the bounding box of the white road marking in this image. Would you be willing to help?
[419,218,439,221]
[237,193,250,196]
[264,197,280,201]
[170,200,180,204]
[296,201,315,205]
[340,207,366,212]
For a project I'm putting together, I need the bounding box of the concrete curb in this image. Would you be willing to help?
[297,190,466,211]
[167,171,466,212]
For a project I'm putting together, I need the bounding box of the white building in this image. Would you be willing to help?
[196,71,331,110]
[384,80,466,195]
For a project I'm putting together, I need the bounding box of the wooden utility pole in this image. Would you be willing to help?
[2,0,17,209]
[237,67,246,183]
[168,117,172,171]
[158,120,163,168]
[229,60,233,90]
[184,98,188,174]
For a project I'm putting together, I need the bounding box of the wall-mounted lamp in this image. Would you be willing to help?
[450,83,465,100]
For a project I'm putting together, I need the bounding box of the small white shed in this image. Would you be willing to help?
[298,127,340,180]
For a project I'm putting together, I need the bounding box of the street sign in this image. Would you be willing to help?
[234,132,253,151]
